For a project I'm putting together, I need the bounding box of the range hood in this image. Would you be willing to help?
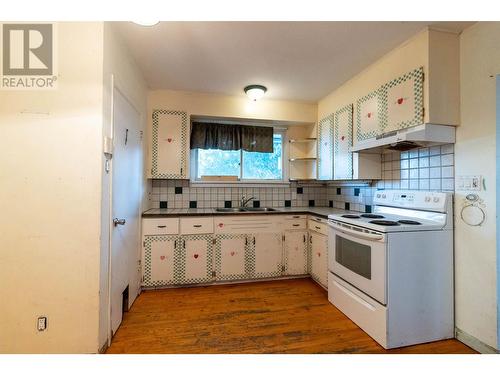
[351,124,456,153]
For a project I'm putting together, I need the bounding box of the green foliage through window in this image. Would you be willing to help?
[197,134,283,180]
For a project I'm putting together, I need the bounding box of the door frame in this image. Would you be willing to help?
[105,75,144,345]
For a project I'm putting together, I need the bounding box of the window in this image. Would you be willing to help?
[195,132,284,181]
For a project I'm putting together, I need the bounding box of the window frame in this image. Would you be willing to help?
[190,128,289,185]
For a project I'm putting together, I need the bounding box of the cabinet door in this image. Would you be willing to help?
[252,233,283,278]
[178,235,213,284]
[151,109,188,179]
[310,232,328,288]
[284,230,308,275]
[383,67,424,133]
[143,235,179,287]
[317,114,334,180]
[214,234,248,281]
[334,104,353,180]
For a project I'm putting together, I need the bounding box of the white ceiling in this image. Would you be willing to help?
[115,21,474,102]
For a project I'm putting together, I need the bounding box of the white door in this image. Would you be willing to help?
[253,233,283,278]
[110,89,142,336]
[317,115,333,180]
[181,235,213,284]
[151,110,187,179]
[333,105,353,180]
[143,235,177,287]
[215,234,247,281]
[310,232,328,288]
[284,230,308,275]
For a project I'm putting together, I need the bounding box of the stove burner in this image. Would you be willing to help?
[369,220,400,226]
[398,220,422,225]
[361,214,385,219]
[342,214,361,219]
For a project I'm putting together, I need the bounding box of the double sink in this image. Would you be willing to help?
[215,207,278,213]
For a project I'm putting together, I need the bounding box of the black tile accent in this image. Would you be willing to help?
[297,187,303,194]
[175,187,183,194]
[365,205,372,213]
[253,200,260,208]
[344,202,350,210]
[329,200,333,208]
[354,188,360,196]
[309,200,315,207]
[224,200,232,208]
[160,201,168,209]
[189,201,197,208]
[284,200,291,207]
[336,188,341,195]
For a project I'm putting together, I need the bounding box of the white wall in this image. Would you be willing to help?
[455,21,500,351]
[99,22,148,350]
[0,22,104,353]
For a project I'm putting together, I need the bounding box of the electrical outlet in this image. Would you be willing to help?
[37,316,47,331]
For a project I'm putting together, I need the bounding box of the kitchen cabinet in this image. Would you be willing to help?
[149,109,189,179]
[252,232,283,278]
[284,230,308,275]
[214,234,249,281]
[317,114,334,180]
[178,234,213,284]
[333,104,353,180]
[309,231,328,288]
[142,235,180,287]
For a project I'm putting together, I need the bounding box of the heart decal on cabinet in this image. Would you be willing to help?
[167,138,172,143]
[160,255,166,260]
[194,254,199,259]
[230,251,235,256]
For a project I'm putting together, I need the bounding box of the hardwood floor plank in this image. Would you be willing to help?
[106,279,476,354]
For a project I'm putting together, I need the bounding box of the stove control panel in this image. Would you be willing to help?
[374,190,449,212]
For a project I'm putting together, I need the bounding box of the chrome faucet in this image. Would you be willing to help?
[240,196,256,207]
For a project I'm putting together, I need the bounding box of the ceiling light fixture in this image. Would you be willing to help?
[244,85,267,101]
[132,20,160,27]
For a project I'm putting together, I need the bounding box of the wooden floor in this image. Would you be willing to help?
[106,278,476,354]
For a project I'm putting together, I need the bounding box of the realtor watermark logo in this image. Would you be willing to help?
[1,23,57,90]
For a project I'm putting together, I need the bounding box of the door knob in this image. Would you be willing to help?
[113,218,126,226]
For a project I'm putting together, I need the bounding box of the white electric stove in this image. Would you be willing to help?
[327,190,454,349]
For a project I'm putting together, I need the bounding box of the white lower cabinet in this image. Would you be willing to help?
[214,234,249,281]
[309,231,328,288]
[252,232,283,278]
[143,235,179,287]
[179,234,213,284]
[284,230,308,275]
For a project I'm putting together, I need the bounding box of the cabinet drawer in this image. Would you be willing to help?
[284,214,307,220]
[143,218,179,236]
[180,217,214,235]
[283,219,307,230]
[308,219,328,235]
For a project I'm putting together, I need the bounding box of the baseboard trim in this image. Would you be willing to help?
[455,328,499,354]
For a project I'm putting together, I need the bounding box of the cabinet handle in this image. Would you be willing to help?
[157,225,167,228]
[253,237,256,245]
[310,236,312,244]
[315,226,321,230]
[193,224,202,228]
[303,234,306,243]
[292,216,300,219]
[292,224,300,227]
[183,240,186,249]
[174,240,178,248]
[245,237,248,246]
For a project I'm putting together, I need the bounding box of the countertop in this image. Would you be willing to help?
[142,206,351,219]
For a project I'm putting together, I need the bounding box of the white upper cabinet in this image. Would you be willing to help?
[333,104,353,180]
[149,109,189,179]
[317,114,334,180]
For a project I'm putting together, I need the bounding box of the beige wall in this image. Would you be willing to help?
[456,21,499,350]
[318,28,460,127]
[98,23,148,350]
[0,23,104,353]
[148,89,317,125]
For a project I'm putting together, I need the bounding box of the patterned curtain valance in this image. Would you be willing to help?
[190,122,274,153]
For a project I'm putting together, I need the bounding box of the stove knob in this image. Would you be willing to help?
[433,197,440,203]
[382,194,386,199]
[376,194,381,198]
[425,196,431,202]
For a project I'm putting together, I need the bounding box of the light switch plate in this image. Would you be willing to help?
[457,175,482,191]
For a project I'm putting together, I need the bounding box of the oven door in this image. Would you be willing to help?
[328,221,387,304]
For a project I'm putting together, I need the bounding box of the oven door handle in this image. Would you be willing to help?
[334,226,384,241]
